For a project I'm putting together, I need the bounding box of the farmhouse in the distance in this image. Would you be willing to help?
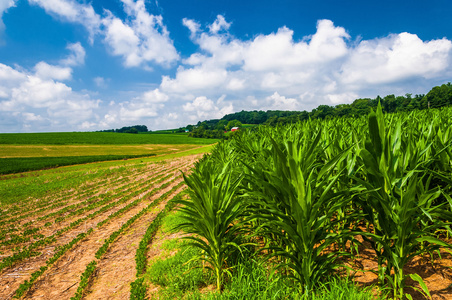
[231,127,239,132]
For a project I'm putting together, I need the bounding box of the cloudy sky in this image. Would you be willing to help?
[0,0,451,132]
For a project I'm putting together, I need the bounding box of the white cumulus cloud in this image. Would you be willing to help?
[265,92,300,111]
[106,88,169,125]
[33,42,85,81]
[340,32,452,85]
[182,96,234,122]
[209,15,231,34]
[34,62,72,81]
[60,42,86,66]
[29,0,178,69]
[102,0,179,68]
[0,62,100,132]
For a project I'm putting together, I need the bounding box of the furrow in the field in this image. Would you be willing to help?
[0,156,198,299]
[27,165,164,224]
[0,164,184,261]
[0,163,171,249]
[0,163,182,256]
[22,177,188,300]
[85,186,186,300]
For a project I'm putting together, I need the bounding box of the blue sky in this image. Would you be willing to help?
[0,0,451,132]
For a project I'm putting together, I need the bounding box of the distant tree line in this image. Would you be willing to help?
[186,83,452,133]
[98,125,148,134]
[185,120,243,139]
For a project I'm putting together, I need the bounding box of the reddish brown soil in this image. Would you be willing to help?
[349,241,452,300]
[0,167,181,288]
[0,163,165,249]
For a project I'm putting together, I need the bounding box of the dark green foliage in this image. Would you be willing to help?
[189,128,225,139]
[114,125,148,133]
[354,102,452,299]
[130,277,147,300]
[0,154,155,175]
[148,252,379,300]
[71,260,97,300]
[175,161,244,292]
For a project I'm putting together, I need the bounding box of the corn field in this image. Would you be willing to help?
[177,104,452,299]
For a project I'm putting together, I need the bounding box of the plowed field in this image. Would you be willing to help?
[0,152,204,299]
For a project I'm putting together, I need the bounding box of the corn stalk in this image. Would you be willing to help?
[355,103,452,299]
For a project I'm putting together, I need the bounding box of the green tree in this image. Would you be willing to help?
[226,120,243,131]
[216,120,228,131]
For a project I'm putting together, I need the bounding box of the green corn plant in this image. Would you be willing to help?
[174,159,244,293]
[355,102,452,299]
[243,129,356,294]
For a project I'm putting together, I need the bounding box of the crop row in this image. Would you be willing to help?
[176,104,452,299]
[0,157,158,210]
[13,229,94,298]
[0,153,157,175]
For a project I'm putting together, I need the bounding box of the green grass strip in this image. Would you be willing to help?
[0,154,156,175]
[0,132,217,145]
[130,191,185,300]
